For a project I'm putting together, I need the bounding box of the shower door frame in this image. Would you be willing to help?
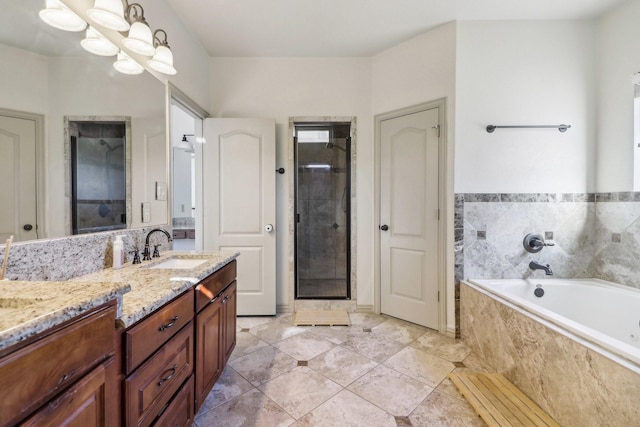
[288,117,357,306]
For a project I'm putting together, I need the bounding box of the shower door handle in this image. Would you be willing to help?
[380,224,389,231]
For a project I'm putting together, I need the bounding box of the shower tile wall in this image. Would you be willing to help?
[455,192,640,289]
[297,145,348,284]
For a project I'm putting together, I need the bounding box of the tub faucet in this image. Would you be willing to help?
[529,261,553,275]
[143,228,172,261]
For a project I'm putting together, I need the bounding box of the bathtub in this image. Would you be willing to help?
[461,278,640,426]
[467,278,640,370]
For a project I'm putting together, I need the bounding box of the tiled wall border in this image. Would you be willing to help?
[453,191,640,338]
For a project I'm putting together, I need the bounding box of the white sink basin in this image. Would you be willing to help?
[148,258,208,270]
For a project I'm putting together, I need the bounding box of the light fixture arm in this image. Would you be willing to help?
[153,29,170,48]
[125,3,147,24]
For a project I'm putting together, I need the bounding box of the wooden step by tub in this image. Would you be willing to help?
[448,372,561,427]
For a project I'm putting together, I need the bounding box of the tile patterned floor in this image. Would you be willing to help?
[194,313,490,427]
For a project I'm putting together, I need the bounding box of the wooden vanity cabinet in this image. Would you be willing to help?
[123,289,194,427]
[194,260,237,412]
[0,301,117,427]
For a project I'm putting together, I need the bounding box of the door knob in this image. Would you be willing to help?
[23,224,33,231]
[265,224,274,232]
[380,224,389,231]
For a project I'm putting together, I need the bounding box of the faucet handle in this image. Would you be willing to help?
[153,244,161,258]
[130,249,141,264]
[523,233,554,253]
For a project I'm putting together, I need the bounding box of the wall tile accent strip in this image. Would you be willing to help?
[456,192,640,290]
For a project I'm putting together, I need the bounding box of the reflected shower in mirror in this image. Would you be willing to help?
[70,119,129,234]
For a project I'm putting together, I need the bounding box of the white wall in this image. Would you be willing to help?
[455,20,597,193]
[171,104,196,217]
[0,44,48,114]
[371,22,457,331]
[596,0,640,192]
[209,57,372,308]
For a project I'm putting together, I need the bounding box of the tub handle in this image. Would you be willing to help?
[523,233,554,253]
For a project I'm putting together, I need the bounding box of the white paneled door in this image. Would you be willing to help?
[0,114,38,241]
[380,107,440,329]
[203,118,276,315]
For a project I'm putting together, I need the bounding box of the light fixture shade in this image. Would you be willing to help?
[39,0,87,32]
[87,0,130,32]
[122,21,155,56]
[148,45,177,75]
[113,51,144,75]
[81,26,119,56]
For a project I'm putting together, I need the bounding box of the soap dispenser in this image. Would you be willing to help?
[113,235,126,269]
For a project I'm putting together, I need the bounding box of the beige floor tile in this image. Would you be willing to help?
[307,346,379,387]
[229,331,270,361]
[409,390,485,427]
[347,313,387,329]
[341,330,405,362]
[236,316,275,329]
[384,347,455,387]
[194,388,294,427]
[410,329,471,362]
[258,367,343,419]
[305,325,357,345]
[273,332,335,360]
[294,390,397,427]
[228,346,298,386]
[348,365,433,416]
[371,318,429,345]
[249,320,307,344]
[197,366,254,413]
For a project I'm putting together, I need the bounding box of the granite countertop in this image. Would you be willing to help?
[0,280,131,352]
[0,250,238,353]
[73,250,239,327]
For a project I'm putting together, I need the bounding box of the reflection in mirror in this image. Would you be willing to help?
[0,0,168,242]
[69,118,130,234]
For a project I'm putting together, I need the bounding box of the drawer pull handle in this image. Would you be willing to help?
[158,364,178,386]
[159,316,179,331]
[210,296,218,304]
[222,296,230,304]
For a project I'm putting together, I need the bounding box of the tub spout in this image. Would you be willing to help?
[529,261,553,275]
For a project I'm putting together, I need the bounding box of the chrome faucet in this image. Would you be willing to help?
[143,228,172,261]
[529,261,553,275]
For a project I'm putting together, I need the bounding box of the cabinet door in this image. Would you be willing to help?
[21,361,109,427]
[154,374,194,427]
[222,281,237,363]
[194,298,223,412]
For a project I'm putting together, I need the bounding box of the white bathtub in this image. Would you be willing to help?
[467,278,640,371]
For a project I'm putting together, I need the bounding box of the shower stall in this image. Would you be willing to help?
[295,123,351,299]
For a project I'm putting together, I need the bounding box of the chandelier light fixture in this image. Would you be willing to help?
[113,50,144,75]
[81,26,119,56]
[39,0,87,32]
[147,30,177,75]
[87,0,130,32]
[39,0,177,75]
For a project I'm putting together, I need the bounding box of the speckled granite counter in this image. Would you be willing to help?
[0,280,131,352]
[73,251,239,327]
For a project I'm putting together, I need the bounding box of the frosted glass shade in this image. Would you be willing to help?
[39,0,86,32]
[87,0,130,32]
[148,45,177,75]
[113,51,144,75]
[122,21,155,56]
[81,27,119,56]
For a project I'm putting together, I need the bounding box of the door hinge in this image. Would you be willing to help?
[437,291,440,302]
[432,125,440,138]
[296,213,300,223]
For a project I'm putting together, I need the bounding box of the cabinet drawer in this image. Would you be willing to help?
[125,289,194,374]
[0,302,116,427]
[153,374,194,427]
[20,360,109,427]
[125,322,193,427]
[195,260,236,313]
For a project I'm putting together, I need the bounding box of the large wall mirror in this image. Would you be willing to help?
[0,0,168,242]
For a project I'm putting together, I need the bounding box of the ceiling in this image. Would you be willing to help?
[166,0,628,57]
